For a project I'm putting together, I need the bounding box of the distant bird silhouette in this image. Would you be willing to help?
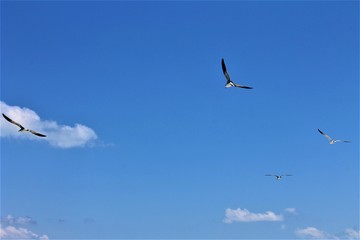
[221,58,253,89]
[265,174,292,180]
[2,113,46,137]
[317,129,350,144]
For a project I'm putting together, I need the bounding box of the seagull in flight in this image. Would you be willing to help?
[221,58,253,89]
[2,113,46,137]
[265,174,292,180]
[317,129,350,144]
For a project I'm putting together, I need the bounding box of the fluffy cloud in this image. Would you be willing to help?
[0,101,97,148]
[223,208,283,223]
[0,224,49,240]
[295,227,360,240]
[1,215,36,225]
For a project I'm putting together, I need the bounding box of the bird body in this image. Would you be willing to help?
[265,174,292,180]
[2,113,46,137]
[317,129,350,144]
[221,58,253,89]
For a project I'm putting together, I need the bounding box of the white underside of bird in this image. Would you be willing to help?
[225,82,237,88]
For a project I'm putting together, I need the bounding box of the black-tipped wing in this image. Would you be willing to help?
[221,58,231,82]
[2,113,25,130]
[318,129,332,141]
[222,59,253,89]
[317,129,325,135]
[29,129,47,137]
[3,113,46,137]
[233,84,253,89]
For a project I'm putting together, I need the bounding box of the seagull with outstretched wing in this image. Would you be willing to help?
[221,58,253,89]
[318,129,350,144]
[265,174,292,180]
[2,113,46,137]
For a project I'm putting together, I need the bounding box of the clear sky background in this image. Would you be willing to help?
[0,1,359,239]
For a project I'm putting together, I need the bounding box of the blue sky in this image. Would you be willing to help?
[0,1,359,239]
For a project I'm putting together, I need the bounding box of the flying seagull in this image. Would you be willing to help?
[221,58,253,89]
[317,129,350,144]
[265,174,292,180]
[2,113,46,137]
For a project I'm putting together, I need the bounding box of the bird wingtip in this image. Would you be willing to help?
[2,113,11,121]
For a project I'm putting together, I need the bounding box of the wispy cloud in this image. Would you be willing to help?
[0,101,97,148]
[223,208,283,223]
[0,224,49,240]
[1,215,36,225]
[295,227,360,240]
[295,227,338,239]
[285,208,297,215]
[345,228,360,240]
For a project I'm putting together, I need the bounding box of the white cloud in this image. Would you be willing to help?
[295,227,338,239]
[295,227,360,240]
[0,101,97,148]
[46,123,97,148]
[1,215,36,225]
[223,208,283,223]
[345,228,360,240]
[0,224,49,240]
[285,208,297,215]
